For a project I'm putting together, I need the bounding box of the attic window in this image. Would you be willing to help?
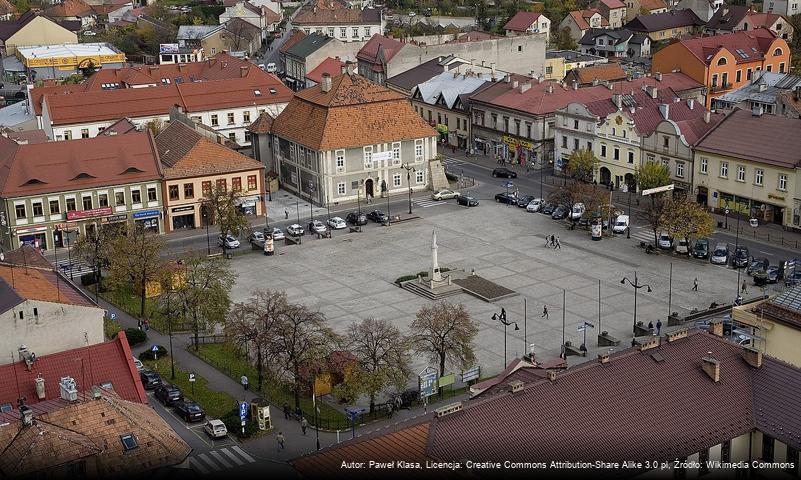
[100,381,113,389]
[175,77,183,84]
[122,167,144,174]
[0,403,12,413]
[161,78,171,85]
[254,89,262,96]
[23,178,45,185]
[269,88,277,95]
[120,434,138,451]
[72,173,95,180]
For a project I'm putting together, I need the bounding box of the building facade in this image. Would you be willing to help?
[292,0,384,42]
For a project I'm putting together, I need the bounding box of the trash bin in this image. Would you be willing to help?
[717,221,724,228]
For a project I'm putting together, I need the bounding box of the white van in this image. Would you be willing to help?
[570,203,585,220]
[266,63,277,73]
[612,215,629,234]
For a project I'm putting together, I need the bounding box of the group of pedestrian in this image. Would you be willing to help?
[544,234,561,250]
[137,319,150,331]
[647,320,663,335]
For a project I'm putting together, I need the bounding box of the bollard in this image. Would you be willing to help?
[336,430,340,443]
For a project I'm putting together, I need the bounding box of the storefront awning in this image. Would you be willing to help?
[235,195,260,207]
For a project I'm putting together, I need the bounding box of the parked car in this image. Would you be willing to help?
[658,233,673,249]
[746,257,769,276]
[674,239,690,255]
[491,168,517,178]
[82,30,97,36]
[308,220,327,234]
[287,224,304,236]
[612,214,629,234]
[526,198,544,212]
[140,370,162,390]
[265,227,285,240]
[710,243,729,265]
[204,419,228,438]
[570,203,585,220]
[327,217,347,229]
[692,238,709,259]
[265,63,277,73]
[432,189,460,201]
[367,210,388,223]
[733,246,750,268]
[551,205,569,220]
[494,192,517,204]
[132,357,144,372]
[516,195,537,208]
[786,270,801,286]
[249,231,265,246]
[754,265,782,285]
[218,234,240,249]
[457,195,479,207]
[541,203,556,215]
[346,212,368,225]
[408,11,416,16]
[174,400,205,422]
[154,384,184,406]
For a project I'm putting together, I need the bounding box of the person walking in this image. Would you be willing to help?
[742,280,748,294]
[284,209,289,220]
[137,319,143,330]
[300,417,308,435]
[276,432,285,451]
[542,305,548,319]
[550,234,556,247]
[692,278,698,291]
[545,234,550,247]
[555,237,561,250]
[282,403,290,419]
[143,319,150,332]
[648,321,654,331]
[656,319,662,335]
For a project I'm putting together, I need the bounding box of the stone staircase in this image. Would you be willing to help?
[400,280,463,300]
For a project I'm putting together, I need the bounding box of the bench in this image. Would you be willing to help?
[597,331,621,347]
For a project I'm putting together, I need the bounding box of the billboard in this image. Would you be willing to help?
[160,43,180,54]
[66,207,113,220]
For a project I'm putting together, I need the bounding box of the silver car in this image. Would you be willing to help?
[327,217,347,229]
[287,224,304,236]
[710,243,729,265]
[526,198,544,212]
[266,227,285,240]
[432,189,460,201]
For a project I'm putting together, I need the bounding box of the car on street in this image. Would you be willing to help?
[265,227,284,240]
[249,231,266,246]
[526,198,544,212]
[494,192,517,204]
[327,217,347,229]
[265,63,277,73]
[732,246,750,268]
[551,205,569,220]
[570,203,585,220]
[204,419,228,438]
[308,220,327,234]
[367,210,388,223]
[692,238,709,259]
[287,224,304,236]
[541,203,556,215]
[491,168,517,178]
[710,243,730,265]
[82,30,97,36]
[516,195,537,208]
[174,400,205,423]
[457,195,479,207]
[658,233,673,249]
[140,370,162,390]
[218,234,240,249]
[755,265,782,285]
[346,212,368,225]
[612,215,629,234]
[747,257,769,276]
[132,356,144,372]
[432,189,460,201]
[154,384,184,406]
[674,239,690,255]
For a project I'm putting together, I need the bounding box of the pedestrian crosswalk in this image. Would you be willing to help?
[53,258,95,278]
[189,446,256,475]
[442,157,464,166]
[413,199,448,208]
[628,228,656,243]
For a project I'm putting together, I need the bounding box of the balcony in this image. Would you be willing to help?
[710,83,733,93]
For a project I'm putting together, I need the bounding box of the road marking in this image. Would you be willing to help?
[222,447,245,466]
[414,199,447,208]
[189,457,211,475]
[209,450,233,469]
[232,446,255,462]
[196,454,217,472]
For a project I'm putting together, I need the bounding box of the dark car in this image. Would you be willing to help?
[541,203,556,215]
[457,195,479,207]
[516,195,536,208]
[755,265,782,285]
[746,257,769,276]
[491,168,517,178]
[140,370,162,390]
[346,212,368,225]
[366,210,388,223]
[551,205,569,220]
[786,270,801,286]
[692,238,709,259]
[154,384,184,406]
[732,246,750,268]
[494,192,517,204]
[174,400,205,422]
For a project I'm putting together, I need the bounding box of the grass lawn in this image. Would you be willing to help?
[103,317,123,340]
[143,358,237,420]
[101,287,191,333]
[193,343,350,429]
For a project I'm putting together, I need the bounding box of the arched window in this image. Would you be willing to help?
[774,48,783,56]
[717,57,727,66]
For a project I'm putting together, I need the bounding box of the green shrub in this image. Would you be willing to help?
[445,172,458,182]
[121,328,146,346]
[138,345,168,361]
[221,407,262,438]
[104,318,123,340]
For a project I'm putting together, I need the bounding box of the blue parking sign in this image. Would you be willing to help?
[239,401,248,420]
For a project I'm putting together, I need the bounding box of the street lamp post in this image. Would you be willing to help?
[492,308,519,368]
[621,272,652,334]
[733,199,742,304]
[65,235,74,280]
[627,187,632,239]
[400,163,416,214]
[202,210,210,255]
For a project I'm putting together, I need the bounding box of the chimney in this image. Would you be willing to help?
[704,110,711,123]
[742,346,763,368]
[320,73,332,92]
[178,63,185,72]
[606,81,614,90]
[687,98,695,110]
[508,380,524,393]
[666,328,689,342]
[241,65,249,78]
[598,352,610,364]
[149,66,159,75]
[434,402,463,417]
[490,62,496,75]
[612,94,623,109]
[654,72,662,81]
[592,79,600,86]
[645,85,657,98]
[546,370,557,382]
[59,377,78,402]
[20,405,33,427]
[701,354,720,382]
[639,337,659,352]
[752,104,763,116]
[659,103,670,120]
[504,74,511,83]
[708,319,724,336]
[34,376,45,400]
[546,84,553,93]
[520,82,531,94]
[573,82,578,90]
[512,80,519,89]
[341,64,347,74]
[538,76,545,84]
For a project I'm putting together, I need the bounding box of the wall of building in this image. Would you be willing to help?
[596,109,641,188]
[733,300,801,368]
[297,22,384,42]
[411,101,471,148]
[0,298,104,363]
[553,102,598,177]
[641,117,696,191]
[5,17,78,54]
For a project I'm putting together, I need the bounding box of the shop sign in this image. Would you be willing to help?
[372,151,393,162]
[102,214,128,224]
[502,135,534,150]
[132,209,160,219]
[14,225,48,235]
[54,222,79,230]
[172,205,195,213]
[768,194,786,202]
[66,207,113,220]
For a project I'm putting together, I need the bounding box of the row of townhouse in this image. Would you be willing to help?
[0,112,266,251]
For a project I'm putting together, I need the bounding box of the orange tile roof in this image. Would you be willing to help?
[271,73,437,151]
[672,28,782,66]
[0,264,94,308]
[44,0,94,17]
[294,0,381,25]
[305,56,346,83]
[568,8,609,30]
[640,0,668,10]
[246,111,275,133]
[573,63,628,84]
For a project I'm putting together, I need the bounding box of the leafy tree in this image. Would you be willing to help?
[339,318,411,414]
[146,118,166,136]
[203,185,252,253]
[410,302,479,378]
[634,161,671,245]
[566,148,599,183]
[552,26,578,50]
[660,197,715,245]
[107,224,165,317]
[72,223,118,296]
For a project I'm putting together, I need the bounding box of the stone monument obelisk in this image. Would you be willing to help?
[430,229,442,282]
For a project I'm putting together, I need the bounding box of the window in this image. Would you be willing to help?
[767,64,772,72]
[131,189,141,204]
[562,136,568,148]
[719,161,728,178]
[780,62,786,73]
[227,112,235,125]
[66,198,77,211]
[340,27,346,37]
[415,139,423,159]
[779,174,788,191]
[49,200,60,214]
[83,196,92,210]
[63,130,72,140]
[289,143,296,160]
[232,177,242,192]
[755,169,764,185]
[601,145,607,157]
[416,170,424,184]
[217,179,227,192]
[700,157,708,174]
[81,128,89,138]
[364,146,373,168]
[120,434,139,451]
[663,136,669,148]
[503,117,509,132]
[717,57,727,66]
[147,187,157,202]
[15,204,25,219]
[247,175,257,190]
[774,47,783,56]
[336,150,345,170]
[393,174,401,187]
[228,132,236,142]
[328,27,334,37]
[202,181,212,196]
[243,111,251,123]
[491,114,497,128]
[210,114,219,126]
[365,27,371,37]
[613,148,620,160]
[747,68,753,80]
[183,183,194,199]
[352,27,359,37]
[32,202,43,217]
[763,435,775,462]
[736,165,746,182]
[337,182,346,195]
[392,142,401,160]
[98,194,108,207]
[169,185,179,200]
[574,139,579,151]
[587,141,593,151]
[612,127,616,136]
[574,119,579,129]
[712,74,718,88]
[115,192,125,206]
[628,151,634,164]
[514,119,520,135]
[736,70,742,83]
[526,123,532,138]
[676,162,684,178]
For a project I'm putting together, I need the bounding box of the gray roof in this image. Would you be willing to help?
[545,49,606,62]
[0,276,24,315]
[413,71,492,108]
[177,25,221,40]
[705,5,750,31]
[715,72,801,106]
[578,28,635,46]
[286,33,332,59]
[625,8,704,32]
[386,57,446,91]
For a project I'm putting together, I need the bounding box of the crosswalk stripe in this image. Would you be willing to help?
[196,453,218,472]
[53,259,95,277]
[414,199,447,208]
[209,450,233,469]
[221,447,245,466]
[232,446,255,463]
[189,457,211,475]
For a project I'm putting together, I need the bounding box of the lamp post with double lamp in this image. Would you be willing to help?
[202,209,210,255]
[620,272,652,335]
[492,307,519,368]
[400,162,416,214]
[626,184,632,239]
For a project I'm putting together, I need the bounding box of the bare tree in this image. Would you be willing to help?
[107,223,165,317]
[410,302,479,378]
[72,223,118,294]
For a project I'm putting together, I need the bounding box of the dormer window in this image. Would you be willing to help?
[774,48,783,56]
[121,167,144,174]
[22,178,45,185]
[161,78,171,85]
[72,173,95,180]
[269,88,277,94]
[254,89,262,96]
[717,57,727,66]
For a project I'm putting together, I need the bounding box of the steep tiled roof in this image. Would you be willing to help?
[262,5,281,24]
[625,9,704,32]
[280,29,307,54]
[566,9,609,31]
[0,264,94,309]
[600,0,626,8]
[222,17,261,41]
[0,10,80,40]
[294,0,381,25]
[100,117,138,136]
[246,111,275,133]
[271,73,437,150]
[671,28,780,66]
[578,27,634,46]
[44,0,95,17]
[745,12,785,29]
[0,130,161,197]
[503,11,543,31]
[0,0,15,16]
[640,0,668,10]
[287,32,333,59]
[706,4,750,31]
[695,108,801,168]
[356,34,404,71]
[570,63,628,84]
[1,129,48,144]
[0,244,53,269]
[385,57,446,91]
[306,56,346,84]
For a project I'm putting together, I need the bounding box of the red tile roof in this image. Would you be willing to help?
[0,333,147,408]
[570,63,628,84]
[356,34,404,72]
[306,56,346,84]
[567,9,609,30]
[503,11,544,31]
[294,0,381,25]
[674,28,781,65]
[0,264,95,309]
[600,0,626,9]
[44,0,94,17]
[640,0,668,10]
[280,29,307,54]
[246,111,275,134]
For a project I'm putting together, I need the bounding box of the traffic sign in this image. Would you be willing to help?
[189,373,196,383]
[151,345,159,352]
[110,312,116,320]
[503,181,514,188]
[239,402,249,420]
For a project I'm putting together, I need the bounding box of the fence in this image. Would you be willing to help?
[190,335,227,347]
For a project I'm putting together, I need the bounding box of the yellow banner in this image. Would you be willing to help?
[23,53,125,68]
[502,135,534,150]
